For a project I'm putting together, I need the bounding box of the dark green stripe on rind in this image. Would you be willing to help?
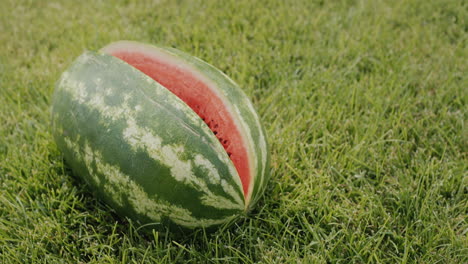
[51,52,244,230]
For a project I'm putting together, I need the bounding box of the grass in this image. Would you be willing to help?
[0,0,466,262]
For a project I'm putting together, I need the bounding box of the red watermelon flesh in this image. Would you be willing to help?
[107,50,251,199]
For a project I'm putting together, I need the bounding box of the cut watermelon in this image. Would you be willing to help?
[51,41,269,231]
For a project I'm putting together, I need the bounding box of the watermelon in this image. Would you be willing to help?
[51,41,269,231]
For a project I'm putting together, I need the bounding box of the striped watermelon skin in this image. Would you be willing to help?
[51,47,269,231]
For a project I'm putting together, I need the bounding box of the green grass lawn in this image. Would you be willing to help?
[1,0,466,263]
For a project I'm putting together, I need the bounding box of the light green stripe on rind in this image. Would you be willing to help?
[100,41,270,210]
[52,52,245,230]
[122,117,243,210]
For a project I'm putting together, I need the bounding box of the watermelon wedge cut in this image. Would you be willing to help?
[51,41,269,231]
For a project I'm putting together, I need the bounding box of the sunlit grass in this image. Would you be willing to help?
[0,0,466,262]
